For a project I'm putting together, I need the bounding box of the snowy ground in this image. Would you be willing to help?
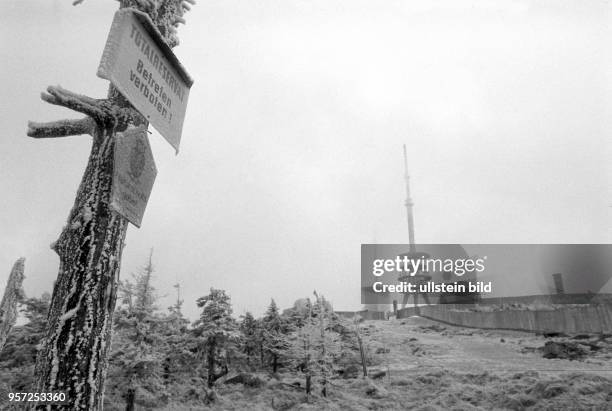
[382,316,612,375]
[185,317,612,410]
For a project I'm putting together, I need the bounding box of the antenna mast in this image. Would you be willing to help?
[174,282,182,309]
[403,144,416,253]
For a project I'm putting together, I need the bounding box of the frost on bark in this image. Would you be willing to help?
[28,1,193,409]
[0,257,25,352]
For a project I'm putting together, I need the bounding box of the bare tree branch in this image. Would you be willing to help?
[27,117,95,139]
[32,86,147,135]
[40,85,108,123]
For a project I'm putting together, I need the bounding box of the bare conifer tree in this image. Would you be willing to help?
[27,1,194,408]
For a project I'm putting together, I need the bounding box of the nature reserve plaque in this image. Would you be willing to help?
[111,128,157,227]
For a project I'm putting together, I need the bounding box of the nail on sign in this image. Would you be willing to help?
[111,128,157,228]
[98,9,194,153]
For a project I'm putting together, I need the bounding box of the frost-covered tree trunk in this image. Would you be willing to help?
[125,388,135,411]
[206,337,217,388]
[305,299,312,397]
[28,1,192,409]
[318,309,327,397]
[32,91,134,410]
[0,257,25,352]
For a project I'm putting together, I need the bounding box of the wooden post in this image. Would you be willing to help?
[354,315,368,377]
[0,257,25,352]
[27,1,193,409]
[305,298,312,398]
[313,291,327,397]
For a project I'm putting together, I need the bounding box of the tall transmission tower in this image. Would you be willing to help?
[403,144,416,252]
[174,282,182,310]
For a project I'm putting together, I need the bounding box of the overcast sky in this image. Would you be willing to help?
[1,0,610,320]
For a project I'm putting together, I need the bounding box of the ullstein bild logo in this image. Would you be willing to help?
[360,244,612,305]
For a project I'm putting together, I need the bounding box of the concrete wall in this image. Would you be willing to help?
[478,293,612,305]
[396,304,612,333]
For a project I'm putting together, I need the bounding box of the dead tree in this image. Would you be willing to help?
[27,1,193,409]
[0,257,25,352]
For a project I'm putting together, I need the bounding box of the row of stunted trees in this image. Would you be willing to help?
[0,254,373,408]
[111,261,359,405]
[187,287,367,401]
[110,258,345,406]
[233,292,359,398]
